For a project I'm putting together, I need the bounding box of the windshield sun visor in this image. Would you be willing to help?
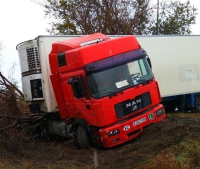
[84,49,147,75]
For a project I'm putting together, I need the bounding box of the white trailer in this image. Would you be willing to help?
[17,35,200,112]
[137,35,200,111]
[137,35,200,97]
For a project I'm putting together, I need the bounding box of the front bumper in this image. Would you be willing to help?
[99,104,166,148]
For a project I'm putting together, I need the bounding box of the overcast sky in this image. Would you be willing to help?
[0,0,200,88]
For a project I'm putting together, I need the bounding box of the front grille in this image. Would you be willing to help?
[114,92,151,119]
[26,46,40,70]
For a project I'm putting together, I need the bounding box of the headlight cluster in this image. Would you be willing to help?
[108,129,120,137]
[156,109,164,117]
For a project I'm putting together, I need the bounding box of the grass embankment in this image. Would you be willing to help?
[1,113,200,169]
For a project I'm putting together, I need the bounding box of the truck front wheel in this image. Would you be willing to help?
[77,125,91,149]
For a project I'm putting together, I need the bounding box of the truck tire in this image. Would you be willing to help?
[195,94,200,112]
[77,125,91,149]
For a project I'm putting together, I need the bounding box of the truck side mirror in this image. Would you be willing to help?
[68,77,84,99]
[146,56,152,69]
[68,77,74,84]
[79,76,90,100]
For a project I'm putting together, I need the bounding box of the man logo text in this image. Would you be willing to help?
[126,99,141,108]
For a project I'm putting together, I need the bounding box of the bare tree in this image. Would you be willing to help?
[0,41,4,69]
[0,43,28,155]
[33,0,197,35]
[150,0,197,34]
[33,0,153,35]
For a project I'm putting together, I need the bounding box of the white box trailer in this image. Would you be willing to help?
[137,35,200,111]
[137,35,200,97]
[17,35,200,112]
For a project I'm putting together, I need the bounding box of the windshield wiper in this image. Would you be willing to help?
[137,78,151,85]
[109,91,117,98]
[109,91,124,98]
[101,90,124,98]
[137,79,146,83]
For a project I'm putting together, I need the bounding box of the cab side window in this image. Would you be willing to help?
[68,76,89,100]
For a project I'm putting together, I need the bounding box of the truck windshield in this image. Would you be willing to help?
[84,49,153,99]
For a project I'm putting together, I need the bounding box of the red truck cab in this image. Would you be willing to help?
[49,33,166,148]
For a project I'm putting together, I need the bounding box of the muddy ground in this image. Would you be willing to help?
[1,113,200,169]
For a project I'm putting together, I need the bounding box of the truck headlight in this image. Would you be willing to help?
[156,109,164,117]
[108,129,120,137]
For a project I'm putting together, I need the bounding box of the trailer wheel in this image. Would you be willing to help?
[77,125,91,149]
[195,94,200,112]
